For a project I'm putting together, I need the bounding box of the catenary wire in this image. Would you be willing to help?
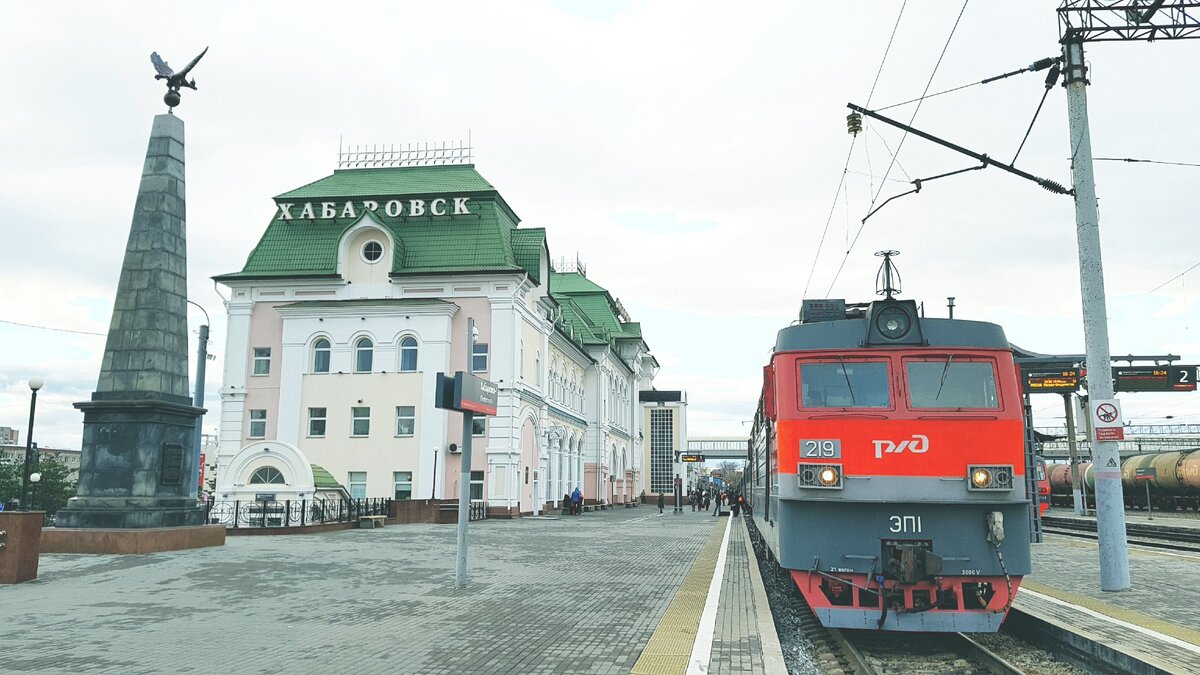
[826,0,970,297]
[801,1,907,301]
[1094,157,1200,168]
[0,319,105,336]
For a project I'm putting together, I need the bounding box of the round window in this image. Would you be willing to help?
[362,240,384,263]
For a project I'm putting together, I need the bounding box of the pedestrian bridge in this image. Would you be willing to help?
[687,436,748,461]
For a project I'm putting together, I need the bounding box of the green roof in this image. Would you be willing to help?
[311,464,344,490]
[550,272,644,347]
[215,166,546,283]
[512,228,547,285]
[276,165,495,200]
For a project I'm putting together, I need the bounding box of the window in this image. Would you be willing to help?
[472,417,486,436]
[472,342,488,372]
[355,338,373,372]
[906,359,999,409]
[249,466,285,484]
[249,409,267,438]
[393,471,413,500]
[312,338,330,373]
[348,471,367,499]
[650,409,674,493]
[400,336,418,372]
[253,347,271,376]
[799,361,891,408]
[395,406,415,436]
[362,240,383,263]
[469,470,484,500]
[351,407,371,436]
[308,407,327,437]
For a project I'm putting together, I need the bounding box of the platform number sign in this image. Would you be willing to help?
[1113,365,1198,392]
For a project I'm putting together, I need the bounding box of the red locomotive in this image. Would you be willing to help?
[748,252,1033,631]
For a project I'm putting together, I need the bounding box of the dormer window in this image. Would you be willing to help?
[361,240,383,263]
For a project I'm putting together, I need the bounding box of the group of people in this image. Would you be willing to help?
[561,487,584,516]
[682,489,750,517]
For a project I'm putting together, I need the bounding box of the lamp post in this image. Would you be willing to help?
[29,472,42,512]
[21,377,44,511]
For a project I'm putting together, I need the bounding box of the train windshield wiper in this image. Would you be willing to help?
[837,356,857,405]
[934,354,955,401]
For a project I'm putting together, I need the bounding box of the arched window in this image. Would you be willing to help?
[313,338,331,373]
[355,337,373,372]
[249,466,285,485]
[399,336,418,372]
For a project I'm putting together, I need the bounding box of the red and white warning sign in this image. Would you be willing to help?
[1091,398,1125,441]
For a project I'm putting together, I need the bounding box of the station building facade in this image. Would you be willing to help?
[213,163,658,515]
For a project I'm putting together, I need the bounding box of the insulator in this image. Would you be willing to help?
[1029,57,1056,72]
[1044,63,1062,89]
[1039,178,1069,194]
[846,112,863,136]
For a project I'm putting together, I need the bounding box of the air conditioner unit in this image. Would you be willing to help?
[447,443,460,454]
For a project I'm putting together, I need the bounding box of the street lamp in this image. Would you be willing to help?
[21,377,43,511]
[28,472,42,512]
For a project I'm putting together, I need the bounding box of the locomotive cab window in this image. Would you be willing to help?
[905,357,999,409]
[799,361,891,408]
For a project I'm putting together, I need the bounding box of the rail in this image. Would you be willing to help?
[1042,515,1200,552]
[203,497,392,529]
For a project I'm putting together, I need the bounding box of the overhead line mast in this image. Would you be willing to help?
[1057,0,1200,593]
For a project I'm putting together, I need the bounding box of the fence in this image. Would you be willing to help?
[203,497,392,529]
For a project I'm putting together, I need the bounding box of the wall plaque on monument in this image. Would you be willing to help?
[55,49,214,534]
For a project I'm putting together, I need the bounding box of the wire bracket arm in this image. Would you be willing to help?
[847,103,1074,196]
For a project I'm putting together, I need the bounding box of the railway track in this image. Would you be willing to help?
[828,629,1025,674]
[1042,515,1200,553]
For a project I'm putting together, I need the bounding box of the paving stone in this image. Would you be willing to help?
[0,508,772,674]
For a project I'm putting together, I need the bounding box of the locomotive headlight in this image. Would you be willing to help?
[818,466,840,486]
[971,468,993,489]
[874,306,912,339]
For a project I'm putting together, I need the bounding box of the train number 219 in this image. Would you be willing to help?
[889,515,923,533]
[801,439,841,458]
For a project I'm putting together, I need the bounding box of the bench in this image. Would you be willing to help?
[358,515,386,529]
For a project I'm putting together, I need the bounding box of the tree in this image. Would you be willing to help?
[0,456,77,514]
[718,461,745,493]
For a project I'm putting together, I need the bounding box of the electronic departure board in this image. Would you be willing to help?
[1024,368,1082,393]
[1113,365,1198,392]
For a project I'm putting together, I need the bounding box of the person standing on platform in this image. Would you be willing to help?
[571,486,582,516]
[711,491,720,516]
[657,491,665,514]
[562,493,572,516]
[731,495,742,518]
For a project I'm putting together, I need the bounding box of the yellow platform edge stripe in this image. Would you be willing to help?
[631,520,727,674]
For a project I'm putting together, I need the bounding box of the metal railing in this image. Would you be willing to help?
[203,497,391,529]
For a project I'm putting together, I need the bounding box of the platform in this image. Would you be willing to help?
[0,507,783,674]
[1019,510,1200,674]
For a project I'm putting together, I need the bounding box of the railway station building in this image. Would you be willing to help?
[212,161,661,515]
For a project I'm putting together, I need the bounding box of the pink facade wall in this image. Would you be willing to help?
[243,302,283,443]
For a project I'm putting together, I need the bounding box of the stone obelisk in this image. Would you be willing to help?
[56,113,206,529]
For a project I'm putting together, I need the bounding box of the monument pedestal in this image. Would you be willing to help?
[42,524,225,555]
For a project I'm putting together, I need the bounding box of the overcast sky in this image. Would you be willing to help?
[3,1,1199,451]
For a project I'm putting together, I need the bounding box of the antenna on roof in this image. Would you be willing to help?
[337,137,473,169]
